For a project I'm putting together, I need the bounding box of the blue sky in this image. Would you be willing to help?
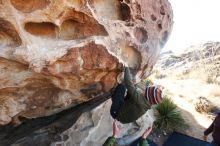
[163,0,220,53]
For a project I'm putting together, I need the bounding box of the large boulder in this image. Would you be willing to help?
[0,0,173,125]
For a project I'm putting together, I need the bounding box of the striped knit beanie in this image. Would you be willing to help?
[145,86,163,105]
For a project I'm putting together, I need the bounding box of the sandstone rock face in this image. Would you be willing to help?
[11,100,155,146]
[52,101,155,146]
[0,0,173,125]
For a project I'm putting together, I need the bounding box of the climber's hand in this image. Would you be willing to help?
[123,62,129,68]
[113,120,121,138]
[142,126,153,139]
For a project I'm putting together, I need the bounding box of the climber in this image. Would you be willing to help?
[103,120,152,146]
[203,112,220,146]
[110,67,163,124]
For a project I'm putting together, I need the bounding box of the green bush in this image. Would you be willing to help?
[145,79,154,86]
[170,55,182,60]
[154,98,187,134]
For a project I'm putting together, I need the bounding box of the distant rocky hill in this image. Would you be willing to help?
[154,42,220,84]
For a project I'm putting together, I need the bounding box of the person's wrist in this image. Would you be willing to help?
[142,134,147,139]
[113,134,117,138]
[113,131,119,138]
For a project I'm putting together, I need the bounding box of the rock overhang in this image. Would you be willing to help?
[0,0,173,125]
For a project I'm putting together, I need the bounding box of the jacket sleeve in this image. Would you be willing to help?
[103,136,116,146]
[139,138,149,146]
[204,117,216,136]
[124,67,147,105]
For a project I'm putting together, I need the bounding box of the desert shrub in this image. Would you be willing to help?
[153,70,161,79]
[169,55,183,64]
[154,98,187,134]
[182,69,190,76]
[153,70,167,79]
[194,96,214,113]
[206,76,214,84]
[155,73,167,79]
[170,55,182,60]
[144,79,154,86]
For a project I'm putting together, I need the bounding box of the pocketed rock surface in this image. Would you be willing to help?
[0,0,173,126]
